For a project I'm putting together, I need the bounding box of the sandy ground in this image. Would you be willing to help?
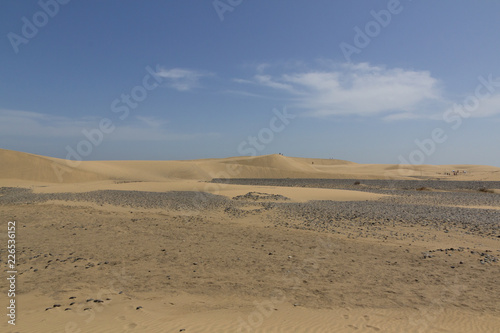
[1,198,499,332]
[1,149,499,332]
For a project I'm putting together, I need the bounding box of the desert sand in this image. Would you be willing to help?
[1,148,499,332]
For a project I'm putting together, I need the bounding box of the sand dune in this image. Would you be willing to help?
[2,149,500,186]
[1,148,500,332]
[1,195,499,333]
[0,148,107,183]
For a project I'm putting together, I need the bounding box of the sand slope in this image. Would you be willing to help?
[1,149,500,332]
[0,148,106,183]
[2,149,500,186]
[1,200,499,333]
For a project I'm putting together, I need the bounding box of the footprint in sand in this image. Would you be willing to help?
[126,322,137,329]
[366,324,381,331]
[347,324,359,330]
[343,314,349,319]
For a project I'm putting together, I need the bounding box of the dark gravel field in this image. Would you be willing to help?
[210,178,500,237]
[211,178,500,192]
[272,200,500,238]
[212,178,500,206]
[1,181,499,239]
[0,187,230,211]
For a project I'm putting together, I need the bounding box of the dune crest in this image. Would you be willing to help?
[2,148,500,184]
[0,148,106,183]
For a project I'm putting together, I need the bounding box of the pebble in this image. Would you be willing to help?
[2,185,498,238]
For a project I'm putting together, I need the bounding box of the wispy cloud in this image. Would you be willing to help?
[135,115,168,128]
[232,78,254,85]
[383,112,424,121]
[253,74,298,94]
[220,89,267,98]
[0,109,95,137]
[0,109,215,142]
[234,62,444,119]
[155,67,212,91]
[256,63,270,74]
[110,126,218,142]
[466,93,500,118]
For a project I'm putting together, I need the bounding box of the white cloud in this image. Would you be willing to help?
[470,93,500,118]
[221,90,267,98]
[383,112,424,121]
[135,115,168,128]
[155,68,212,91]
[232,78,254,85]
[256,63,270,74]
[439,92,500,121]
[235,62,444,119]
[254,74,298,94]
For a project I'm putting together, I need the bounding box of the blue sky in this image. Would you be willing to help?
[2,0,500,166]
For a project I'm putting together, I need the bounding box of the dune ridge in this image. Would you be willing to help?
[2,148,500,185]
[1,149,500,332]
